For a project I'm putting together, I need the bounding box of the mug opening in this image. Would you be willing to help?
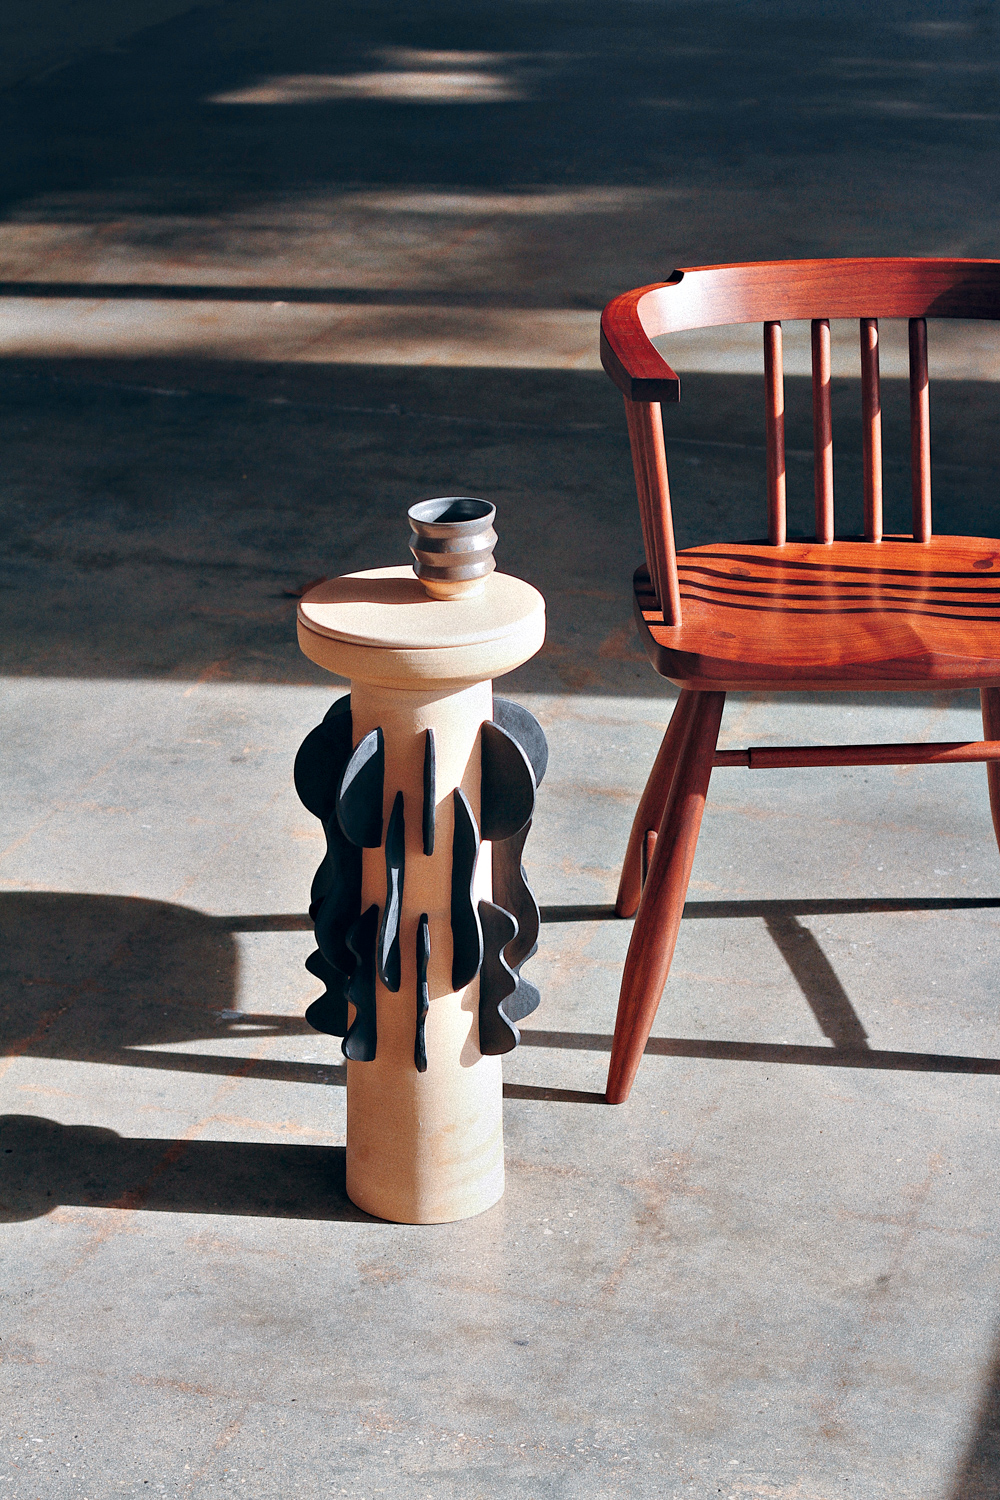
[408,497,494,525]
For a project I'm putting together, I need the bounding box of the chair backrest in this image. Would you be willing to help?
[600,257,1000,624]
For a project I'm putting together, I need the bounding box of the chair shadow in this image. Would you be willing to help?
[6,891,1000,1093]
[535,896,1000,1076]
[518,1029,1000,1075]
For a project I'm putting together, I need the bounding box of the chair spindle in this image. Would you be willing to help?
[626,400,682,626]
[623,396,661,605]
[764,321,786,546]
[909,317,932,542]
[811,318,834,543]
[639,403,682,626]
[860,318,883,541]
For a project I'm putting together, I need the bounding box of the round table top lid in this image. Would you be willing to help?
[298,566,545,650]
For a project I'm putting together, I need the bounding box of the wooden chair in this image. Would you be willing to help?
[600,257,1000,1103]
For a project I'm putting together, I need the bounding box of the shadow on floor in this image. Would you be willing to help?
[520,1030,1000,1075]
[6,891,1000,1095]
[949,1345,1000,1500]
[539,895,1000,1075]
[0,890,342,1086]
[0,1114,374,1223]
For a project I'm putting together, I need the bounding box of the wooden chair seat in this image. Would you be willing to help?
[637,534,1000,692]
[599,257,1000,1104]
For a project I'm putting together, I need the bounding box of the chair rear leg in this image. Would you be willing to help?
[607,691,725,1104]
[981,688,1000,855]
[616,690,699,918]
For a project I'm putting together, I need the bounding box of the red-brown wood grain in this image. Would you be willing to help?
[764,321,786,546]
[811,318,834,544]
[600,280,679,402]
[634,536,1000,691]
[603,258,1000,1104]
[632,401,682,625]
[615,690,698,918]
[909,317,932,543]
[601,259,1000,403]
[860,318,883,542]
[606,691,725,1106]
[712,740,1000,769]
[623,394,660,606]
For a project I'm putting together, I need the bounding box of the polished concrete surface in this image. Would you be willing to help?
[3,3,1000,1497]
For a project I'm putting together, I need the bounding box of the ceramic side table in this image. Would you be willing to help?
[294,566,547,1224]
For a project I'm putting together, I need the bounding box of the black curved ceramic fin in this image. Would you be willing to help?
[342,904,379,1062]
[313,838,362,978]
[377,791,405,992]
[487,699,546,996]
[304,949,350,1037]
[451,787,483,990]
[477,900,520,1055]
[480,720,536,841]
[294,696,353,823]
[422,729,436,856]
[491,821,540,973]
[337,728,385,848]
[415,913,430,1073]
[294,696,363,996]
[493,697,549,786]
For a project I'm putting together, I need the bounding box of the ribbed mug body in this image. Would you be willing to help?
[408,498,497,600]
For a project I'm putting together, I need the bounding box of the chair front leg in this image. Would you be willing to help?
[606,691,725,1105]
[981,688,1000,857]
[616,690,699,918]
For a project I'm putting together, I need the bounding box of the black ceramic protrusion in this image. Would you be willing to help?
[493,697,549,786]
[377,791,405,992]
[343,904,379,1062]
[477,900,520,1055]
[450,787,484,990]
[422,728,436,856]
[480,721,536,842]
[491,822,540,972]
[304,950,350,1037]
[489,697,547,981]
[294,695,353,823]
[295,696,362,1027]
[337,727,385,848]
[415,913,430,1073]
[313,839,363,977]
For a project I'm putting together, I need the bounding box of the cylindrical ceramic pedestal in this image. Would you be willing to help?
[296,566,546,1223]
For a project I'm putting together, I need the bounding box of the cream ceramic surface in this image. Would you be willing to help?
[300,569,544,1222]
[297,567,546,688]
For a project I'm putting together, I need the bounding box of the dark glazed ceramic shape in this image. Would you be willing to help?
[407,497,497,600]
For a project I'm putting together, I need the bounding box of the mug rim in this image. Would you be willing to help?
[408,496,496,529]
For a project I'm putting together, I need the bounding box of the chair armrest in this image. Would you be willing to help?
[600,283,682,403]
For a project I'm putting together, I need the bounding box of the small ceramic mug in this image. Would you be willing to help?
[408,497,498,600]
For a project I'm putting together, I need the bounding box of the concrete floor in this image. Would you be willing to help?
[4,2,1000,1496]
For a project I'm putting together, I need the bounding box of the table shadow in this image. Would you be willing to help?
[0,1115,375,1223]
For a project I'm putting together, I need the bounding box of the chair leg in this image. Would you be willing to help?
[606,691,725,1105]
[616,690,699,918]
[981,688,1000,855]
